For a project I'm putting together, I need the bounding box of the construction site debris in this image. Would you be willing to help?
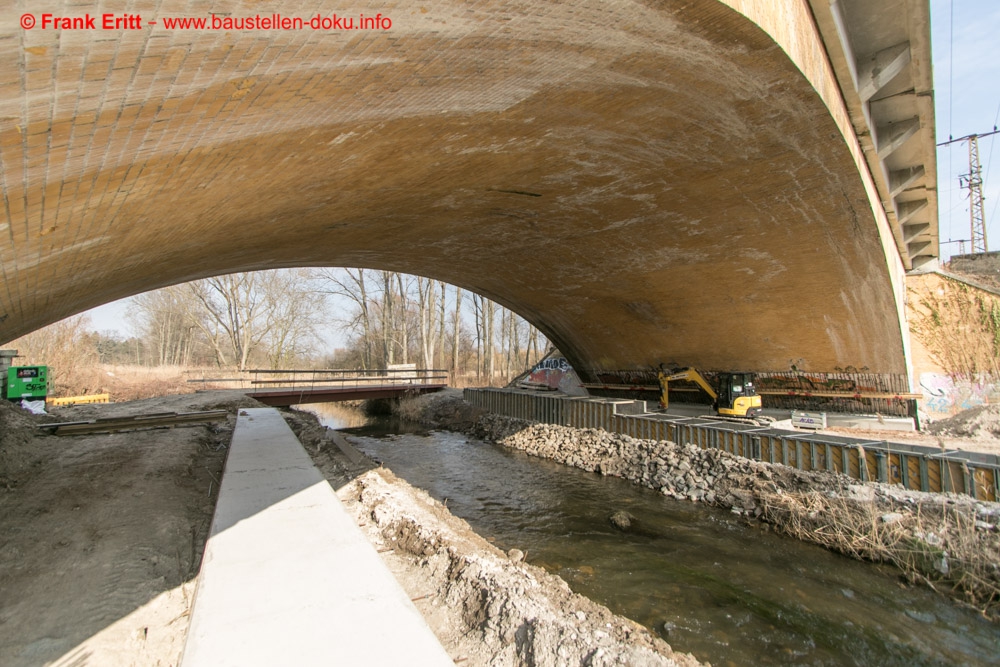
[342,467,702,666]
[927,404,1000,440]
[39,410,229,435]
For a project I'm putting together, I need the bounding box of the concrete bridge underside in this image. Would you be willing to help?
[0,0,937,377]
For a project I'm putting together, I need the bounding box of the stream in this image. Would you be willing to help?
[304,403,999,666]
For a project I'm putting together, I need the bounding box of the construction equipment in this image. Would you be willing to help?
[5,365,49,401]
[657,367,762,419]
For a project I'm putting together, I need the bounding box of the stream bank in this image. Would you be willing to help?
[468,413,1000,621]
[381,391,1000,620]
[284,406,702,666]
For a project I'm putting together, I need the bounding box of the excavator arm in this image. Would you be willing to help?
[657,367,716,409]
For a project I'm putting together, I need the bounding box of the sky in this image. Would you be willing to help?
[85,1,1000,337]
[931,0,1000,259]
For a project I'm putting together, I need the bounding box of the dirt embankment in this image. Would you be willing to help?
[338,467,700,667]
[394,388,486,430]
[927,403,1000,440]
[4,389,701,667]
[283,402,702,666]
[471,413,1000,621]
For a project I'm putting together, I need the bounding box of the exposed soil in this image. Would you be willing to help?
[0,391,703,666]
[394,388,485,430]
[286,401,701,665]
[926,403,1000,440]
[337,467,700,666]
[0,391,258,666]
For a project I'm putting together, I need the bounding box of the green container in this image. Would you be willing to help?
[6,366,48,400]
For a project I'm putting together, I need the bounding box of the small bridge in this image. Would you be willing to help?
[242,368,448,407]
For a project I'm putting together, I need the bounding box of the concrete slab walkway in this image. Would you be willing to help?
[181,408,453,666]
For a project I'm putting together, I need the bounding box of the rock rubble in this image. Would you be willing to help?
[471,414,815,516]
[469,412,1000,620]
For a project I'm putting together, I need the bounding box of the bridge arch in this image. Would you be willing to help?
[1,0,935,377]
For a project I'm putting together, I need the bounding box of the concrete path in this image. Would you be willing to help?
[181,408,453,666]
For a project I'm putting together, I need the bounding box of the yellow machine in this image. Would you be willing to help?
[657,367,762,419]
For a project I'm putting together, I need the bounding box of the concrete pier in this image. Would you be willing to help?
[181,408,453,666]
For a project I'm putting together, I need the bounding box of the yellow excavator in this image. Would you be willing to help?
[657,367,763,420]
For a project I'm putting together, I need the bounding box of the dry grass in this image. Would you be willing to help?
[761,489,1000,619]
[395,394,427,421]
[45,364,234,402]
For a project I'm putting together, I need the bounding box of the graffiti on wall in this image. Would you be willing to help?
[919,373,1000,416]
[522,357,572,389]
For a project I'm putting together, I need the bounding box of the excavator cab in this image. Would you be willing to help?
[714,372,762,419]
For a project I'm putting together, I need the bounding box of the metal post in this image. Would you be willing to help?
[876,449,888,483]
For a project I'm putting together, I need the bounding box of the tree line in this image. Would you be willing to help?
[8,269,548,382]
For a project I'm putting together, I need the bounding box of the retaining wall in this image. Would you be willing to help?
[464,388,1000,501]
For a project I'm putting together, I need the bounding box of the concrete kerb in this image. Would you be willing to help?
[181,408,453,667]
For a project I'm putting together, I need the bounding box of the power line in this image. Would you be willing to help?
[986,103,1000,243]
[985,103,1000,186]
[939,129,1000,254]
[949,0,954,141]
[948,0,954,252]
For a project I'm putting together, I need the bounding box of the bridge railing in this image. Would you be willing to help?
[464,388,1000,501]
[247,368,449,390]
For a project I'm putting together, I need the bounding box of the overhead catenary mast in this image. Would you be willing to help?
[940,238,971,255]
[938,128,999,254]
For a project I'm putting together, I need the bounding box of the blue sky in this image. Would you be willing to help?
[86,3,1000,336]
[932,0,1000,258]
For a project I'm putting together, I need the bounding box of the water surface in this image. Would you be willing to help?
[304,406,999,666]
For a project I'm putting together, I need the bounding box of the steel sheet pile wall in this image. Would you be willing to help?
[464,389,1000,500]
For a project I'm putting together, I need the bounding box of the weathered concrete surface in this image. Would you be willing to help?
[0,0,936,375]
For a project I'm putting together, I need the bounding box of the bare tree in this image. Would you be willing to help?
[186,273,262,369]
[416,276,439,369]
[262,269,326,369]
[313,269,545,383]
[437,280,447,369]
[7,314,100,395]
[128,285,201,366]
[314,268,375,369]
[394,273,410,365]
[470,292,484,379]
[184,270,323,370]
[378,271,396,365]
[451,285,463,374]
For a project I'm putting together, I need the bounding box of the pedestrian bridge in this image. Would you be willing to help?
[243,368,448,406]
[0,0,937,382]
